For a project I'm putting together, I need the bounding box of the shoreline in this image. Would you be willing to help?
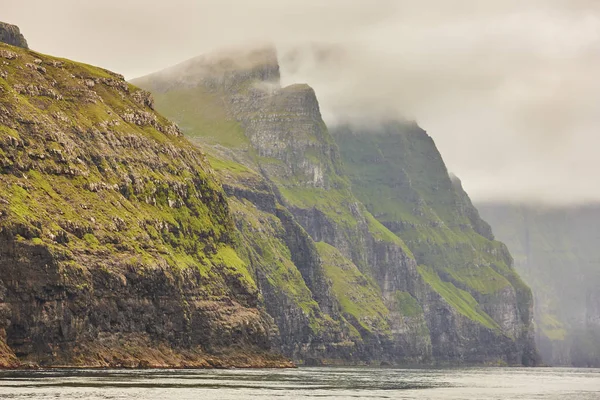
[0,348,295,370]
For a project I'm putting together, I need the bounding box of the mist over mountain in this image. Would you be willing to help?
[478,203,600,366]
[5,0,600,204]
[133,46,538,366]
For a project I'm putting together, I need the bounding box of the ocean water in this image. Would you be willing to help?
[0,366,598,399]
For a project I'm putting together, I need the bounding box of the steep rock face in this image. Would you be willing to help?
[135,48,536,365]
[0,42,289,368]
[0,22,28,49]
[135,49,432,364]
[330,122,537,365]
[214,162,358,362]
[478,203,600,366]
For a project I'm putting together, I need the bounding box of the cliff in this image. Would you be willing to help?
[477,203,600,367]
[134,48,538,365]
[330,122,537,364]
[0,40,290,368]
[0,22,28,49]
[134,49,431,364]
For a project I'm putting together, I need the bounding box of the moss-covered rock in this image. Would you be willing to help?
[0,41,289,368]
[331,122,538,365]
[135,47,536,365]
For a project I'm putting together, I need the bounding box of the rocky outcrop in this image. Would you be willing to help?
[0,42,290,368]
[134,48,538,365]
[0,22,28,49]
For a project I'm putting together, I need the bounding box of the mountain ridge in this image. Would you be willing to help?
[0,21,540,366]
[134,47,538,365]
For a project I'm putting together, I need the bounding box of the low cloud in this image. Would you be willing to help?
[4,0,600,204]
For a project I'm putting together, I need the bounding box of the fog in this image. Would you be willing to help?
[3,0,600,204]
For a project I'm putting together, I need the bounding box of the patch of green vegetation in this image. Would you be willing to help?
[206,154,251,174]
[364,211,414,257]
[393,291,423,318]
[0,42,260,306]
[539,313,567,341]
[0,125,20,139]
[204,153,263,186]
[64,59,114,79]
[230,198,322,318]
[212,245,257,290]
[418,265,501,331]
[316,241,391,335]
[444,263,511,295]
[8,184,36,220]
[149,88,251,149]
[278,186,359,228]
[83,233,100,247]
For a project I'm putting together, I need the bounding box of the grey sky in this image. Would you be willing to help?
[4,0,600,204]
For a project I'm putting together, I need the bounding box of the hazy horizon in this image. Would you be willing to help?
[4,0,600,205]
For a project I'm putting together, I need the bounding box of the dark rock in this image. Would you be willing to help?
[134,46,538,366]
[0,42,289,368]
[0,22,28,49]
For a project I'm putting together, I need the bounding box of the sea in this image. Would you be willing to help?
[0,366,598,399]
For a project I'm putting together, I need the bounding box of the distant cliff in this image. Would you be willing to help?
[134,48,538,365]
[478,203,600,367]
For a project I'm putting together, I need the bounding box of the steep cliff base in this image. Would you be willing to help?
[0,337,19,368]
[1,334,292,369]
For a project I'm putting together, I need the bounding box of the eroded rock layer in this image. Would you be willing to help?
[0,41,289,368]
[134,48,538,365]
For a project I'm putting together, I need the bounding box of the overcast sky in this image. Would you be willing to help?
[4,0,600,204]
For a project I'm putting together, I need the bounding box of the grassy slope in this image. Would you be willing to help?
[0,42,258,312]
[134,58,529,345]
[331,122,532,333]
[149,86,333,330]
[316,241,390,335]
[136,71,425,351]
[209,158,322,315]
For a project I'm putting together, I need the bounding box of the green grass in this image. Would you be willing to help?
[83,233,100,247]
[278,186,359,228]
[230,198,322,319]
[364,211,414,257]
[393,291,423,317]
[316,241,391,335]
[65,59,115,79]
[418,265,501,331]
[206,154,252,174]
[212,245,257,290]
[0,41,256,302]
[539,313,567,341]
[149,88,251,149]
